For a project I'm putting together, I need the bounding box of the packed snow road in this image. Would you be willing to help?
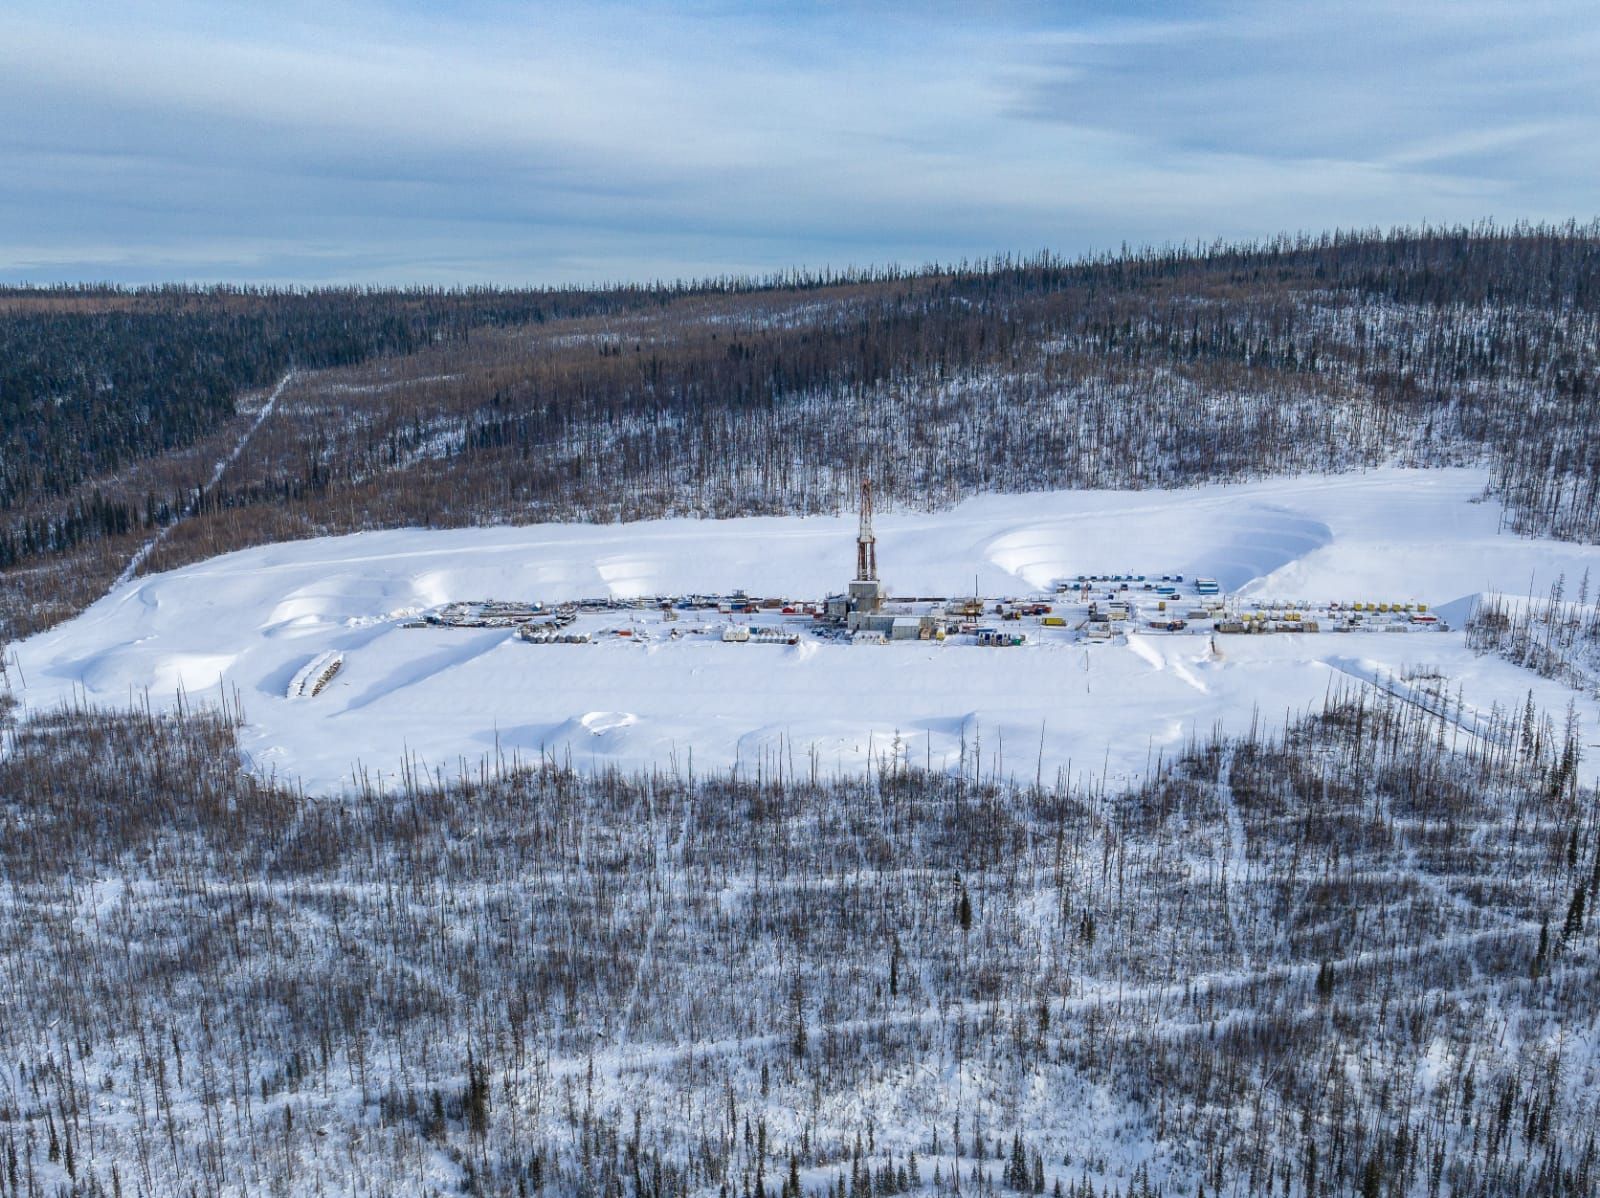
[10,467,1600,794]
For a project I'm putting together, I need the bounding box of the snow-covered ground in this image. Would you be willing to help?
[11,467,1600,794]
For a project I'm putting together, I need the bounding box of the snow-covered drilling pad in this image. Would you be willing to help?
[12,467,1600,795]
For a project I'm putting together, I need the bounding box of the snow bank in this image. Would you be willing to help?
[287,650,344,700]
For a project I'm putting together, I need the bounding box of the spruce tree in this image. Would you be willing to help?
[1563,884,1586,944]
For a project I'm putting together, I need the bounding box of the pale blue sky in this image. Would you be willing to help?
[2,1,1595,285]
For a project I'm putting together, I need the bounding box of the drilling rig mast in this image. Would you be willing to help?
[855,477,877,582]
[829,476,885,624]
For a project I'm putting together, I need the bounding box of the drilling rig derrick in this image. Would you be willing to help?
[855,477,877,583]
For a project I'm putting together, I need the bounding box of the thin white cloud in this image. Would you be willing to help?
[0,0,1593,284]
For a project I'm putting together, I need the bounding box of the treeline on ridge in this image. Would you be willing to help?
[0,282,723,518]
[3,221,1599,638]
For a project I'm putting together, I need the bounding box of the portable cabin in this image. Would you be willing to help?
[1194,578,1220,595]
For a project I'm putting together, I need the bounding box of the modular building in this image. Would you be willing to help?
[848,611,898,635]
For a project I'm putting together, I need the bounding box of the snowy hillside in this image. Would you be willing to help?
[11,467,1600,795]
[4,467,1599,1197]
